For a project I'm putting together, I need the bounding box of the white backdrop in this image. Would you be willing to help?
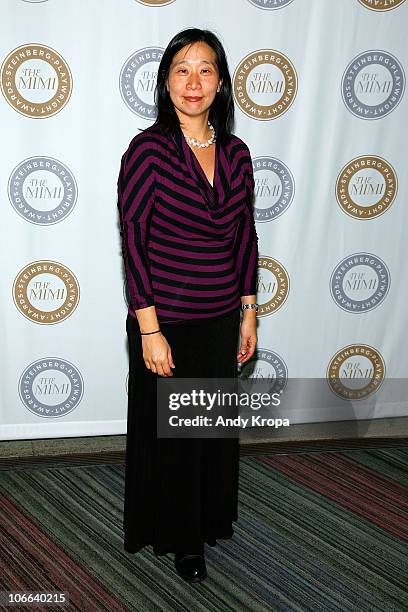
[1,0,407,440]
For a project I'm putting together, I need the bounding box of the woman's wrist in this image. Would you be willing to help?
[140,329,161,336]
[242,309,257,321]
[240,299,258,319]
[134,305,160,336]
[240,295,257,305]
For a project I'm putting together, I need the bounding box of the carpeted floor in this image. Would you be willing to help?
[0,448,407,611]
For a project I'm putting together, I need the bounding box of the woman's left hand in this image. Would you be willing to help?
[237,313,257,364]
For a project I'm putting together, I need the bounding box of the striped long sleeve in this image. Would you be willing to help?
[235,154,258,296]
[117,135,157,311]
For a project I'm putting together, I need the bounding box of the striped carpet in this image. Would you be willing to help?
[0,448,407,611]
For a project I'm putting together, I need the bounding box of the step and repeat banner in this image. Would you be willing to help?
[0,0,407,440]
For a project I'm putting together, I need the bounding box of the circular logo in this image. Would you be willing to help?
[1,44,72,118]
[119,47,163,119]
[240,348,287,395]
[336,155,397,219]
[327,344,385,400]
[257,256,289,316]
[330,253,390,313]
[13,260,80,324]
[135,0,175,4]
[19,358,84,417]
[253,156,295,222]
[358,0,406,10]
[247,0,295,8]
[342,50,405,119]
[8,156,78,225]
[233,49,297,120]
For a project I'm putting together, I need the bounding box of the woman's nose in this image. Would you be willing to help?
[187,73,200,89]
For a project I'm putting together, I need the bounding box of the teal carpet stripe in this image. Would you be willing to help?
[340,448,408,487]
[0,449,407,611]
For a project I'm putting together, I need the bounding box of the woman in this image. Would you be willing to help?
[117,28,258,583]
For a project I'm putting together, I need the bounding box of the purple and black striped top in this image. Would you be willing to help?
[117,124,258,323]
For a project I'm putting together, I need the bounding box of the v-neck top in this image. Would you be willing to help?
[187,137,216,190]
[117,124,258,323]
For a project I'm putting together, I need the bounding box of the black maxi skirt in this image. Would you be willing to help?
[123,308,241,556]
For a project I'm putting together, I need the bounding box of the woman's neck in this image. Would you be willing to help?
[178,113,211,142]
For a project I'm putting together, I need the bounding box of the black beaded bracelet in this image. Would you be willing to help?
[140,329,161,336]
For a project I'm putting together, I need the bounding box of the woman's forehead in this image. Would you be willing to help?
[172,42,216,64]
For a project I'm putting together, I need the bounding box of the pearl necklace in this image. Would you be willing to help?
[183,121,216,148]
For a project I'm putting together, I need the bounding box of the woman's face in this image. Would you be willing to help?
[166,41,222,123]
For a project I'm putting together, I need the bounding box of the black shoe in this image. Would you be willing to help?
[174,552,207,583]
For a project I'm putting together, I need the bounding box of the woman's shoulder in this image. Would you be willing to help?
[120,126,172,175]
[124,125,170,157]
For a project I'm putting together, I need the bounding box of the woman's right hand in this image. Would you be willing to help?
[141,333,175,377]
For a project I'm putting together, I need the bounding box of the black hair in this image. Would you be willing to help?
[152,28,234,145]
